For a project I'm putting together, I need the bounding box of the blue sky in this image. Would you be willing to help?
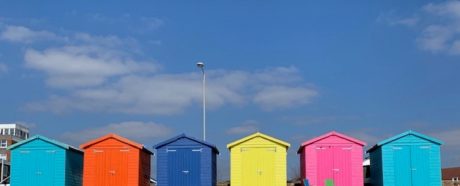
[1,0,460,179]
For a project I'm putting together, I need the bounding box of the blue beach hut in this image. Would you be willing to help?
[367,130,443,186]
[154,134,219,186]
[8,135,83,186]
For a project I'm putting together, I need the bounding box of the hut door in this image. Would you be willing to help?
[241,147,258,186]
[38,149,56,186]
[113,148,130,186]
[94,148,129,186]
[16,150,35,185]
[410,145,430,186]
[393,146,412,186]
[258,147,276,186]
[167,148,201,186]
[241,147,276,186]
[94,149,108,186]
[316,146,333,186]
[332,146,352,186]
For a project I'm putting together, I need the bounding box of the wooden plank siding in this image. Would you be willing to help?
[227,132,290,186]
[154,134,219,186]
[81,133,152,186]
[298,131,366,186]
[368,131,443,186]
[9,135,83,186]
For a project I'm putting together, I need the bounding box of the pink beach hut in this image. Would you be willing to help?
[297,131,366,186]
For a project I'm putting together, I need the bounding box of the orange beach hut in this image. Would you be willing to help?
[80,133,152,186]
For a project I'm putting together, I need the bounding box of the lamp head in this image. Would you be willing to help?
[196,62,205,69]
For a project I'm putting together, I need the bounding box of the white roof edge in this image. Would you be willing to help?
[0,123,30,132]
[363,159,370,166]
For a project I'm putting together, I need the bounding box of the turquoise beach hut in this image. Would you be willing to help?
[367,130,443,186]
[8,135,83,186]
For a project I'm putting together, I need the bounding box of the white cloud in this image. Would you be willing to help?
[431,129,460,147]
[0,25,60,43]
[85,14,164,33]
[393,17,419,27]
[4,25,317,114]
[346,131,381,149]
[140,17,164,31]
[417,25,454,53]
[383,1,460,55]
[24,46,157,88]
[430,129,460,166]
[420,1,460,55]
[1,25,141,50]
[423,1,460,19]
[61,121,173,144]
[0,63,7,74]
[227,120,259,135]
[450,40,460,55]
[73,33,140,49]
[283,115,358,126]
[26,67,318,115]
[377,11,419,27]
[0,25,157,88]
[254,85,318,110]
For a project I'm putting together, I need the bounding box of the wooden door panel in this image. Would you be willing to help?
[316,146,333,186]
[241,147,259,186]
[411,145,430,186]
[333,146,352,186]
[393,146,412,186]
[38,150,56,186]
[115,148,130,186]
[258,147,276,186]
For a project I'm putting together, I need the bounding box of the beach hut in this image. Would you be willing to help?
[8,135,83,186]
[297,131,366,186]
[153,134,219,186]
[367,130,443,186]
[227,132,290,186]
[80,133,152,186]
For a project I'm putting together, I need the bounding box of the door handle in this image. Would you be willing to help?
[182,170,190,174]
[333,169,340,172]
[109,170,116,175]
[411,168,417,171]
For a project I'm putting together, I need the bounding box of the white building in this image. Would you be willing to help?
[0,123,30,185]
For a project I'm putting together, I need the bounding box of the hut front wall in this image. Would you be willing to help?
[156,138,216,186]
[230,137,287,186]
[11,139,67,186]
[302,137,363,186]
[82,138,142,186]
[380,135,442,186]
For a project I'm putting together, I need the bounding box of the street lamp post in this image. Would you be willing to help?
[196,62,206,141]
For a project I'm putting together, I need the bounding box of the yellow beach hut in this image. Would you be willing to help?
[227,132,290,186]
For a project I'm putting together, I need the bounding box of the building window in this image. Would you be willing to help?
[0,154,6,161]
[0,140,7,148]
